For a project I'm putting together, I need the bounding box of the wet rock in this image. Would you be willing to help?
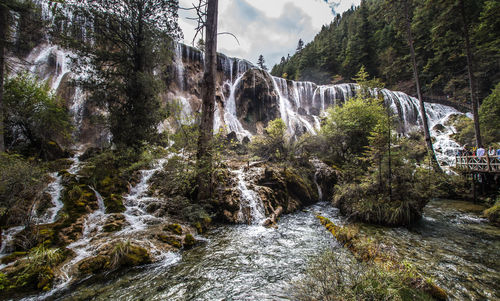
[103,214,127,232]
[234,69,280,133]
[163,223,183,235]
[157,234,182,248]
[183,233,196,249]
[78,255,108,275]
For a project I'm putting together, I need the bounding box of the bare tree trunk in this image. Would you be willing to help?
[197,0,218,202]
[459,0,482,148]
[403,0,439,169]
[0,6,7,153]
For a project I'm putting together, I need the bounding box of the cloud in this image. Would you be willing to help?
[178,0,360,67]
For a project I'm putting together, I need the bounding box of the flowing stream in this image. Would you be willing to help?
[49,199,498,301]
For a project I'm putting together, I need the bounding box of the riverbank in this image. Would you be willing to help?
[38,199,499,301]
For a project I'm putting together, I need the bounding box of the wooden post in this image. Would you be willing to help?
[486,154,491,172]
[472,174,477,203]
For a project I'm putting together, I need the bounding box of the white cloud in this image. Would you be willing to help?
[178,0,360,67]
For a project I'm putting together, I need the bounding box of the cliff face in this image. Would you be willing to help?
[10,18,465,167]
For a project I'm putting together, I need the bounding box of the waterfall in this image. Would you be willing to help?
[121,158,168,233]
[234,168,266,224]
[31,173,64,225]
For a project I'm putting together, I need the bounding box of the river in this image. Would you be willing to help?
[44,199,498,300]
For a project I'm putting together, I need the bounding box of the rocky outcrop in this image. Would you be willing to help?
[215,160,330,226]
[234,69,280,134]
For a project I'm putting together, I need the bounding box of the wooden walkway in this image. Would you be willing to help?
[455,155,500,173]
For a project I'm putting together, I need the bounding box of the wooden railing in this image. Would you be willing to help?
[455,155,500,173]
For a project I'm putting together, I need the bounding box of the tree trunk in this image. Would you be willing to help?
[197,0,218,202]
[0,6,7,153]
[403,0,439,170]
[459,0,482,148]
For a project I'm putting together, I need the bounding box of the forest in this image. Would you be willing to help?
[0,0,498,300]
[271,0,499,106]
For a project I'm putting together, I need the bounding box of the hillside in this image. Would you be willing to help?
[271,0,499,106]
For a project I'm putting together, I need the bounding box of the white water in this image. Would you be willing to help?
[234,168,266,224]
[31,173,64,225]
[121,159,168,233]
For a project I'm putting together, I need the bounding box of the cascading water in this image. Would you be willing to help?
[121,159,168,233]
[31,173,64,225]
[234,168,266,225]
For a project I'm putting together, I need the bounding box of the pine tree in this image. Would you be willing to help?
[257,54,267,70]
[296,39,304,53]
[67,0,181,147]
[385,0,439,170]
[0,0,33,153]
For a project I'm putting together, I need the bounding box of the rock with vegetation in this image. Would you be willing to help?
[315,216,447,300]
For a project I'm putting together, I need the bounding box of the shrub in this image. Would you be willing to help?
[0,153,48,226]
[3,73,72,159]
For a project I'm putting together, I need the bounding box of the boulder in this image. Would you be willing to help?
[234,69,280,133]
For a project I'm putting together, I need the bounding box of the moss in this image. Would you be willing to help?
[102,222,122,232]
[164,223,183,235]
[484,200,500,226]
[158,235,182,248]
[183,233,196,249]
[119,245,151,267]
[104,194,126,214]
[194,222,203,234]
[0,252,27,265]
[316,216,447,300]
[78,255,109,275]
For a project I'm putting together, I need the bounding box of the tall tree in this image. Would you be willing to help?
[386,0,439,169]
[257,54,267,70]
[0,0,32,153]
[459,0,482,148]
[67,0,180,147]
[196,0,218,202]
[296,38,304,53]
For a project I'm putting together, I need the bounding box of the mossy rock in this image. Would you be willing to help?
[158,235,182,248]
[283,168,316,205]
[0,252,27,265]
[102,214,126,233]
[164,223,183,235]
[78,255,109,275]
[46,158,73,172]
[183,234,196,249]
[120,245,151,267]
[104,194,126,214]
[484,201,500,226]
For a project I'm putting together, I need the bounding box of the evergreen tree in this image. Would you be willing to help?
[67,0,181,147]
[0,0,34,153]
[296,38,304,53]
[257,54,267,70]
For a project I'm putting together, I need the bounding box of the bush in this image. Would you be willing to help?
[3,74,72,159]
[250,118,290,162]
[293,250,434,301]
[0,153,48,226]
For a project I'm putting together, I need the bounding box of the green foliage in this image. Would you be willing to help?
[293,250,434,301]
[250,118,290,162]
[3,74,72,158]
[270,0,499,103]
[448,83,500,146]
[108,241,151,269]
[0,153,47,226]
[1,245,67,293]
[478,82,500,145]
[483,197,500,226]
[65,0,181,147]
[320,93,385,166]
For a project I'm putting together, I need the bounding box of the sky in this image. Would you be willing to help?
[178,0,361,68]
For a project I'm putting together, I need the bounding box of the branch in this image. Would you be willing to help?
[218,32,240,46]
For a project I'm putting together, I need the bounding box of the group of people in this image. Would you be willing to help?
[457,146,500,157]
